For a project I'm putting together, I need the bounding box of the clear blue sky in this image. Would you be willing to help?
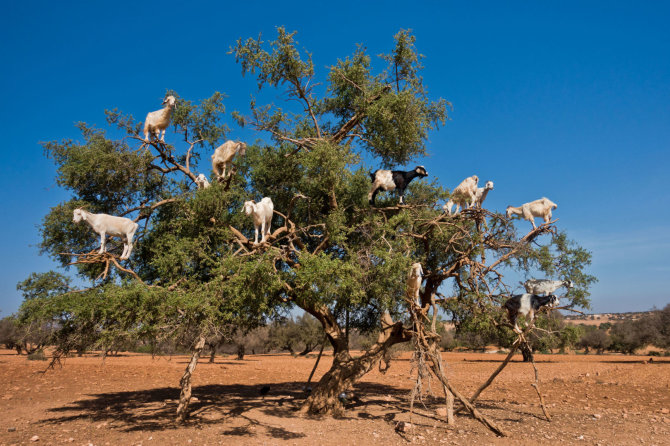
[1,1,668,315]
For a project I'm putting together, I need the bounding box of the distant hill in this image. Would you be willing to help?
[563,311,654,326]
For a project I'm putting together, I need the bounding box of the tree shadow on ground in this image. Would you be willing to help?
[40,382,313,439]
[39,380,529,437]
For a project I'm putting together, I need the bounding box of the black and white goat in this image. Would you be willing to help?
[503,293,560,334]
[368,166,428,206]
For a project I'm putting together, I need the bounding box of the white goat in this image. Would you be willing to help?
[143,95,176,142]
[72,209,139,260]
[523,279,574,296]
[506,197,557,229]
[443,175,479,216]
[242,197,274,244]
[195,173,211,190]
[212,141,247,181]
[406,262,424,304]
[473,180,494,208]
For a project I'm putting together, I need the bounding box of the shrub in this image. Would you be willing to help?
[27,349,46,361]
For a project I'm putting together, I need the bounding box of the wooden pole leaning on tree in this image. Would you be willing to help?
[455,337,522,415]
[405,296,507,437]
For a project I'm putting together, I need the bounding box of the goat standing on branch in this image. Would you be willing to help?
[242,197,274,244]
[473,180,494,208]
[72,209,139,260]
[523,278,573,296]
[504,294,560,334]
[212,140,247,181]
[143,95,176,142]
[444,175,481,216]
[368,166,428,206]
[406,263,424,305]
[506,197,557,229]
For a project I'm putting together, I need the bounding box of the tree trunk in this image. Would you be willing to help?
[207,343,216,363]
[300,349,385,414]
[301,312,410,414]
[176,335,206,423]
[236,344,245,360]
[521,343,534,362]
[298,344,315,356]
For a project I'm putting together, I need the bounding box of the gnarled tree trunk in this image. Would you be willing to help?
[300,312,410,414]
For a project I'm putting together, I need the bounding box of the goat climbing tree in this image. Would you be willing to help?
[20,28,594,429]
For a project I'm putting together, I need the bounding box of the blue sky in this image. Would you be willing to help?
[1,1,668,315]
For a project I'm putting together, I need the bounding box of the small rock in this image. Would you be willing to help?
[67,439,74,443]
[663,417,670,424]
[191,397,199,402]
[661,408,670,414]
[30,435,39,442]
[395,421,413,433]
[577,435,584,440]
[435,407,448,417]
[592,413,602,419]
[585,373,590,377]
[622,413,628,419]
[8,427,16,432]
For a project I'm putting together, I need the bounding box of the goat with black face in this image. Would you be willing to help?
[504,294,560,334]
[368,166,428,206]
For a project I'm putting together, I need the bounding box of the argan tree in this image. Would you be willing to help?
[20,28,594,423]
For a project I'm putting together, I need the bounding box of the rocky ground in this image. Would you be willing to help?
[0,349,668,445]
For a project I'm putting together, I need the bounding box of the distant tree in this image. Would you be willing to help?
[656,304,670,349]
[0,316,22,353]
[608,316,659,355]
[578,328,611,354]
[266,314,323,355]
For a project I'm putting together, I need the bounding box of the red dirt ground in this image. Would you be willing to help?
[0,349,669,445]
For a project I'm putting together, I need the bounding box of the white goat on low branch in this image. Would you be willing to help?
[72,209,139,260]
[506,197,557,229]
[406,262,424,305]
[443,175,479,216]
[212,140,247,181]
[143,95,176,142]
[242,197,273,244]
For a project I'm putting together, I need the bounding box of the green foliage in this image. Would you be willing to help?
[524,231,597,309]
[558,324,584,353]
[17,271,70,301]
